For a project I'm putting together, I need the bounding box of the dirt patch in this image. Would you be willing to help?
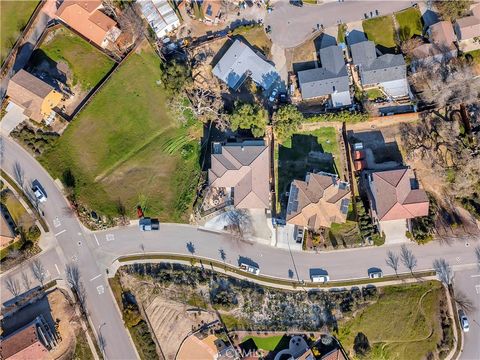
[285,38,317,73]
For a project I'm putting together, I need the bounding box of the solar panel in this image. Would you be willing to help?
[340,199,350,214]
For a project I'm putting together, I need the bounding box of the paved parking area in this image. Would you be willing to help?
[0,102,27,134]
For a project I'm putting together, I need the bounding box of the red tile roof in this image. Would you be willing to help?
[0,323,51,360]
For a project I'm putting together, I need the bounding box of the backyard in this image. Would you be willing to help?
[39,42,201,222]
[395,7,423,40]
[0,0,39,63]
[39,26,115,90]
[362,15,396,52]
[337,281,453,360]
[240,335,285,351]
[275,127,342,212]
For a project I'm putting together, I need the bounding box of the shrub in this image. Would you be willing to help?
[27,225,41,241]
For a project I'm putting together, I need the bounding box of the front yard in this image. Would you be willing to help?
[362,15,397,51]
[39,42,201,222]
[395,7,423,40]
[231,24,272,58]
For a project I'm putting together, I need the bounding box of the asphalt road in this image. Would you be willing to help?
[265,0,415,48]
[454,268,480,360]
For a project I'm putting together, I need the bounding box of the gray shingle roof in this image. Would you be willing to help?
[297,45,350,99]
[350,41,406,85]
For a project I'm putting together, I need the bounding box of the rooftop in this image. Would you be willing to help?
[0,321,51,360]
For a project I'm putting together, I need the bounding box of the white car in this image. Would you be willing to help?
[239,263,260,275]
[368,270,383,279]
[311,275,329,283]
[269,89,278,102]
[459,311,470,332]
[32,184,47,203]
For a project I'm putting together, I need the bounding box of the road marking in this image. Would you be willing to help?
[94,234,99,246]
[106,234,115,242]
[471,274,480,278]
[97,285,105,294]
[456,257,461,263]
[90,274,101,282]
[53,217,61,228]
[55,264,60,275]
[476,285,480,295]
[54,229,66,237]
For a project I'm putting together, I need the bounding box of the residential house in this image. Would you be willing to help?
[203,0,222,24]
[0,316,55,360]
[366,168,429,240]
[350,41,408,98]
[412,21,458,67]
[208,140,270,209]
[138,0,180,39]
[56,0,121,48]
[320,348,347,360]
[454,5,480,52]
[297,45,352,107]
[286,172,351,232]
[6,70,62,123]
[212,39,280,91]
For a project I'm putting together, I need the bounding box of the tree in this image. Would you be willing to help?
[435,0,472,21]
[228,103,267,138]
[385,250,399,276]
[453,290,475,313]
[353,332,370,356]
[400,245,417,274]
[116,199,127,224]
[5,275,21,297]
[433,258,453,286]
[400,37,424,60]
[31,259,46,286]
[173,89,226,125]
[21,271,32,291]
[221,209,252,241]
[273,104,304,141]
[160,60,192,95]
[65,263,87,312]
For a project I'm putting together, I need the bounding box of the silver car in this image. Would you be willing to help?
[32,183,47,203]
[459,311,470,332]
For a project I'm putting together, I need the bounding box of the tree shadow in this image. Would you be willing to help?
[186,241,196,255]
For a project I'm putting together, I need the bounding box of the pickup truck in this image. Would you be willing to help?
[139,217,159,231]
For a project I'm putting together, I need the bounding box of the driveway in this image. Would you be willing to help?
[380,219,409,244]
[266,0,412,48]
[0,102,27,134]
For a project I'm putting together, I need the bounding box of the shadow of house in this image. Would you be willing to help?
[313,33,337,52]
[346,29,367,46]
[292,60,318,73]
[347,130,404,166]
[27,49,68,89]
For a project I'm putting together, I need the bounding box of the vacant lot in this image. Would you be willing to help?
[338,281,453,360]
[40,26,114,90]
[40,43,201,221]
[395,7,423,40]
[0,0,39,63]
[362,15,396,51]
[232,24,272,58]
[276,127,342,212]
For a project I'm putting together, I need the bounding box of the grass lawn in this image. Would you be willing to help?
[39,27,114,90]
[232,24,272,57]
[466,49,480,64]
[242,335,285,351]
[276,127,342,212]
[395,7,423,40]
[4,191,34,229]
[39,42,201,221]
[365,88,384,100]
[220,313,251,330]
[0,0,39,63]
[362,15,397,51]
[73,330,95,360]
[329,220,361,248]
[337,281,451,360]
[337,23,348,44]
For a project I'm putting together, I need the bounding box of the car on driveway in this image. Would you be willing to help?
[459,310,470,332]
[32,181,47,203]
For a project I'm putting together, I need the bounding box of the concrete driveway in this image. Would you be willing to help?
[380,219,409,244]
[266,0,412,48]
[0,102,27,134]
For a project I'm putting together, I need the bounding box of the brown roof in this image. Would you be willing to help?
[455,15,480,40]
[0,323,50,360]
[208,142,270,209]
[368,168,429,221]
[203,0,221,20]
[6,70,54,122]
[430,21,457,47]
[286,172,351,231]
[56,0,117,47]
[321,348,347,360]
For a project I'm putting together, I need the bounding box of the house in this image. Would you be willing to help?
[350,41,408,98]
[56,0,121,48]
[286,172,351,232]
[212,39,280,91]
[454,5,480,52]
[138,0,180,39]
[412,21,458,67]
[297,45,352,107]
[6,70,62,123]
[366,168,429,239]
[0,316,54,360]
[320,348,347,360]
[203,0,222,24]
[208,140,270,209]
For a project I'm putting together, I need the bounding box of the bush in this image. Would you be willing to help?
[305,111,369,124]
[27,225,41,241]
[371,232,385,246]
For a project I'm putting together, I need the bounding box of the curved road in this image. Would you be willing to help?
[1,133,479,360]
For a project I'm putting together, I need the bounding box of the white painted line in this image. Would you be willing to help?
[94,234,99,246]
[97,285,105,294]
[53,217,61,228]
[55,264,60,275]
[106,234,115,242]
[471,274,480,278]
[54,229,66,237]
[90,274,101,282]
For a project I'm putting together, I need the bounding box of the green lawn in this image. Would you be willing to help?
[329,220,361,248]
[242,335,285,351]
[39,27,114,90]
[4,191,34,229]
[362,15,397,51]
[73,331,95,360]
[365,88,384,100]
[0,0,39,63]
[39,43,201,221]
[395,7,423,40]
[337,24,348,44]
[337,281,451,360]
[466,49,480,64]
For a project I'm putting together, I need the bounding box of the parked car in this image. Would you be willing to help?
[239,263,260,275]
[458,310,470,332]
[269,88,278,102]
[32,181,47,203]
[311,274,330,283]
[139,217,159,231]
[368,269,383,279]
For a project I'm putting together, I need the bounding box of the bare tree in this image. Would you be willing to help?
[21,271,32,291]
[12,161,25,189]
[453,290,476,314]
[385,250,400,276]
[433,258,454,286]
[222,209,252,241]
[399,37,424,59]
[400,245,417,275]
[116,199,127,225]
[5,275,21,297]
[31,259,46,286]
